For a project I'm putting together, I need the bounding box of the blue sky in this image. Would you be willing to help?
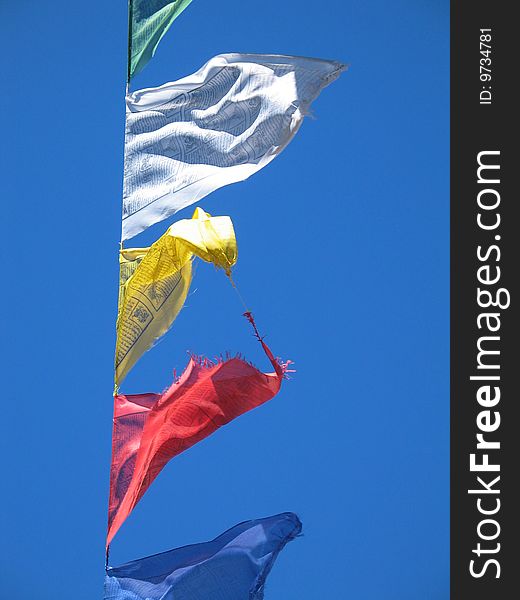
[1,1,449,598]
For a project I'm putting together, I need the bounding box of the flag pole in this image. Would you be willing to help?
[126,0,133,90]
[123,0,132,245]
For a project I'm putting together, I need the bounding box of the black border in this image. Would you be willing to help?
[451,2,518,597]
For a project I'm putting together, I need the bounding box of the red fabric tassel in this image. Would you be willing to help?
[107,314,285,546]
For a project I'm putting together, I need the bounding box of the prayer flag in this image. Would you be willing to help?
[129,0,194,80]
[108,315,287,544]
[105,512,302,599]
[115,207,237,388]
[122,53,345,240]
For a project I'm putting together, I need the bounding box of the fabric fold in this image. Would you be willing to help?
[122,53,346,239]
[105,512,302,599]
[129,0,194,80]
[115,207,237,388]
[108,314,287,545]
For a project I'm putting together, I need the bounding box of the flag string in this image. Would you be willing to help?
[227,274,251,314]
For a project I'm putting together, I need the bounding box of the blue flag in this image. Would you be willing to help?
[104,513,302,599]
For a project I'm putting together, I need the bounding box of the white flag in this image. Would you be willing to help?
[122,53,345,240]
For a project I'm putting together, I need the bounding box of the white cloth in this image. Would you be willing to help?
[122,53,345,240]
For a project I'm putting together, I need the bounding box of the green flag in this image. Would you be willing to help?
[129,0,193,80]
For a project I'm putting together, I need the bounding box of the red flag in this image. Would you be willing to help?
[107,314,287,545]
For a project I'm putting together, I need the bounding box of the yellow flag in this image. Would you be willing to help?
[115,207,237,388]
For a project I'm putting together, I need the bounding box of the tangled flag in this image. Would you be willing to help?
[105,512,302,600]
[129,0,194,80]
[108,314,287,545]
[122,53,346,239]
[115,207,237,388]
